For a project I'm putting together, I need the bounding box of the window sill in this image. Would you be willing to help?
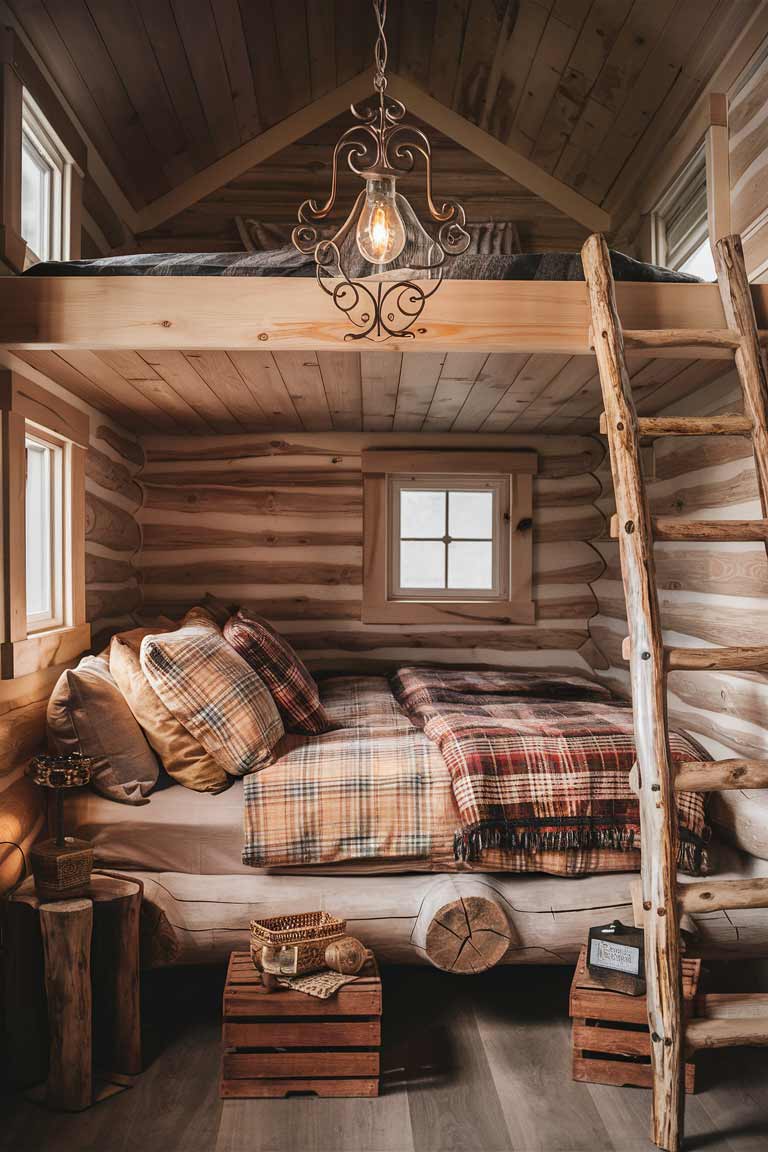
[1,622,91,680]
[361,599,535,625]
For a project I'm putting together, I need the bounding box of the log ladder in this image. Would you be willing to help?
[581,233,768,1152]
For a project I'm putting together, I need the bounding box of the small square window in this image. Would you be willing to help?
[20,94,66,263]
[25,431,64,631]
[389,476,505,601]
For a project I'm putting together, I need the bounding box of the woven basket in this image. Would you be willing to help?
[250,911,346,976]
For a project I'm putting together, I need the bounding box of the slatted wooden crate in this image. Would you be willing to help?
[220,951,382,1098]
[570,945,700,1093]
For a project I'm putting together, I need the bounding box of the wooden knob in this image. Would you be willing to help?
[324,935,369,974]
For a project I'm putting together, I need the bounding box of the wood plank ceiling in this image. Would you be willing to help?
[9,0,748,245]
[136,115,588,253]
[13,349,738,437]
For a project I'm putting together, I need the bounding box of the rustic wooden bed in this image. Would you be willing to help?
[1,240,768,1152]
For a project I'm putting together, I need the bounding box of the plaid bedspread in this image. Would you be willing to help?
[391,667,709,873]
[242,676,648,875]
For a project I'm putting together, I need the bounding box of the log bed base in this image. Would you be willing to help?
[583,231,768,1152]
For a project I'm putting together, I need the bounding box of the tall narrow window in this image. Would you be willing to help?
[652,146,716,281]
[25,432,63,631]
[20,94,66,263]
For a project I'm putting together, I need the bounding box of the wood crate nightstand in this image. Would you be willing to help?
[570,945,700,1093]
[220,951,382,1098]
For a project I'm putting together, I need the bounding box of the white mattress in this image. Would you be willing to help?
[69,779,251,875]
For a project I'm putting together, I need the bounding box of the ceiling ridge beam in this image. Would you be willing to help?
[134,69,376,236]
[385,72,611,234]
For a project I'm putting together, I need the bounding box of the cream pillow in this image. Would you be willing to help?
[141,609,283,776]
[47,653,159,804]
[110,630,231,794]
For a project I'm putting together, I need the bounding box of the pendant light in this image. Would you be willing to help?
[292,0,470,341]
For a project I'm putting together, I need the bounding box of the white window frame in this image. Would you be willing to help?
[362,450,537,626]
[20,91,71,264]
[388,474,509,601]
[24,427,66,633]
[0,370,90,680]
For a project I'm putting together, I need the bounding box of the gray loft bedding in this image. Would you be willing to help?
[22,248,701,282]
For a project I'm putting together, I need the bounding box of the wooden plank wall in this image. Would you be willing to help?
[730,38,768,280]
[0,396,143,895]
[586,367,768,763]
[137,433,605,674]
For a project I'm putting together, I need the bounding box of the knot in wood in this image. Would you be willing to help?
[624,520,634,533]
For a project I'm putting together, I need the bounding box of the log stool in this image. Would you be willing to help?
[3,872,142,1110]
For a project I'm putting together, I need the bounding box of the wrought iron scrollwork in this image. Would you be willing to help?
[291,0,469,342]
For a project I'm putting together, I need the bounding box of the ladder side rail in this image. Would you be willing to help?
[715,235,768,552]
[582,234,684,1152]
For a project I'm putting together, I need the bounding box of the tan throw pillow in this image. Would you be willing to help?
[110,633,231,794]
[141,609,283,777]
[47,653,159,805]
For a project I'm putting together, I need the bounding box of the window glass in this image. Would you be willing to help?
[21,130,52,262]
[449,490,493,538]
[448,540,493,589]
[25,437,53,621]
[678,239,716,281]
[400,489,445,538]
[400,540,445,589]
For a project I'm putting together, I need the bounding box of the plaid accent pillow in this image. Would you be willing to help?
[141,611,284,777]
[224,610,331,735]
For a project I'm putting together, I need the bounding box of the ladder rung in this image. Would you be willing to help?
[653,518,768,542]
[599,414,752,436]
[686,1017,768,1053]
[620,638,768,670]
[622,329,742,351]
[609,514,768,541]
[696,992,768,1019]
[678,877,768,915]
[666,645,768,671]
[675,759,768,791]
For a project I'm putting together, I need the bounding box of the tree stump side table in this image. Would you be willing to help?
[3,872,142,1110]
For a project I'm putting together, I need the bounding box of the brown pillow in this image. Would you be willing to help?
[109,630,231,794]
[47,653,159,805]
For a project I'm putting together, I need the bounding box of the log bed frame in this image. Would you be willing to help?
[1,243,768,1150]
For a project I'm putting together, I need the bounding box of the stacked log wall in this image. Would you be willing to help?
[137,433,605,675]
[0,378,142,895]
[587,371,768,763]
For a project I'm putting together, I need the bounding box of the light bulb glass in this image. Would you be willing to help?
[356,175,406,265]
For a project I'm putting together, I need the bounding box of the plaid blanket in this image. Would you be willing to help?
[390,667,709,873]
[241,676,646,875]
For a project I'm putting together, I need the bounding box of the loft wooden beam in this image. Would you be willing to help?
[3,278,766,355]
[134,71,375,235]
[386,73,611,234]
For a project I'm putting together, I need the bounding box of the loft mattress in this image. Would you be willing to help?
[23,248,700,282]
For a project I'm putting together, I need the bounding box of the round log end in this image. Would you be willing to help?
[425,894,510,974]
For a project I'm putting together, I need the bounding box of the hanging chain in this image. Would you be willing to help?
[372,0,388,93]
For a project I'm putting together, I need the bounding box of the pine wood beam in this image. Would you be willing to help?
[134,71,376,234]
[385,74,611,234]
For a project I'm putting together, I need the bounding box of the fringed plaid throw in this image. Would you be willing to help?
[390,667,709,874]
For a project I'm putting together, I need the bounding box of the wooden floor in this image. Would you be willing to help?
[2,961,767,1152]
